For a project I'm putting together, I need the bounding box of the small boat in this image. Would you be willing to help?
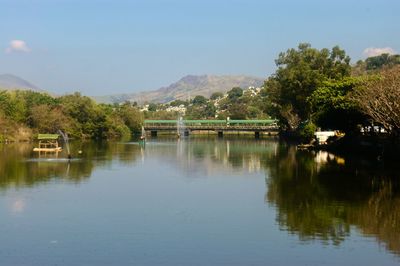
[33,134,63,153]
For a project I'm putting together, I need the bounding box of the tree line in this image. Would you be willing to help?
[263,43,400,140]
[0,91,143,142]
[1,43,399,142]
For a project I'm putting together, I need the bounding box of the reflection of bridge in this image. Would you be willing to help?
[144,119,279,137]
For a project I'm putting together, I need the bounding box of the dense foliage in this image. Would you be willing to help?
[0,91,143,141]
[263,43,351,131]
[261,43,400,141]
[308,77,366,132]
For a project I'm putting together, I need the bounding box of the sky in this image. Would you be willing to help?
[0,0,399,95]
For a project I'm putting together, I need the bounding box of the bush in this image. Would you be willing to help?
[298,121,317,143]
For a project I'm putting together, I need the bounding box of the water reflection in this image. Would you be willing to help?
[265,143,400,255]
[0,137,399,258]
[0,141,142,190]
[141,138,278,176]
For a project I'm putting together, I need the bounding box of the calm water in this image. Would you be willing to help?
[0,137,399,265]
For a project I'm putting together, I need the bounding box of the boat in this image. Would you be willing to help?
[33,134,62,152]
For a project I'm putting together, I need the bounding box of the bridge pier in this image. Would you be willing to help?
[218,131,223,138]
[151,130,158,137]
[255,131,260,139]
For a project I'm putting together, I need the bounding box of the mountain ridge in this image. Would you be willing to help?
[0,73,265,104]
[94,74,264,104]
[0,74,43,92]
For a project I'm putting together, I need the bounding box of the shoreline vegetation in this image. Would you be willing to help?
[1,43,400,159]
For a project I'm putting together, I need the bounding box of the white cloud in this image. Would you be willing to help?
[5,40,31,53]
[363,47,396,57]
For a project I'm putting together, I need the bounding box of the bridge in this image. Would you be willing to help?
[144,119,279,138]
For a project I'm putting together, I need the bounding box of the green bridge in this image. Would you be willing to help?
[144,119,279,137]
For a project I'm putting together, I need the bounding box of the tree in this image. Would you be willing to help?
[352,66,400,136]
[210,92,224,100]
[185,102,216,119]
[147,103,157,112]
[192,95,207,105]
[0,91,14,118]
[169,99,188,107]
[117,103,143,133]
[227,87,243,101]
[29,105,76,133]
[59,92,108,138]
[308,77,366,132]
[227,103,247,119]
[365,53,400,70]
[264,43,351,130]
[353,54,400,75]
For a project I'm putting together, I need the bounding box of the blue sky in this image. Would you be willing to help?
[0,0,399,95]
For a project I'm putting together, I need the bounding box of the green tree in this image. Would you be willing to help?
[169,99,188,107]
[265,43,351,130]
[185,102,216,119]
[308,77,366,132]
[210,92,224,100]
[29,104,76,134]
[365,53,400,70]
[192,95,207,105]
[147,103,157,112]
[227,87,243,101]
[0,91,14,118]
[227,103,247,119]
[59,92,108,138]
[117,103,143,133]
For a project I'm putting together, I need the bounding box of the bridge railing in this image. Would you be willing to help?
[144,119,278,127]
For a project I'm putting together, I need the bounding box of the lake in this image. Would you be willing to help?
[0,137,399,265]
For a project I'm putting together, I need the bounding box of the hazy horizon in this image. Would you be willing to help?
[1,0,399,95]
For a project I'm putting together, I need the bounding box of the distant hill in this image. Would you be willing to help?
[0,74,43,92]
[94,75,264,104]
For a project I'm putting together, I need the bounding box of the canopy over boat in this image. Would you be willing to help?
[37,134,60,140]
[34,134,62,153]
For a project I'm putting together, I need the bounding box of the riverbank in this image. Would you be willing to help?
[0,123,32,143]
[314,134,400,161]
[279,129,400,161]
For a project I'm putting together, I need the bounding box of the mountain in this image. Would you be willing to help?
[94,75,264,104]
[0,74,43,92]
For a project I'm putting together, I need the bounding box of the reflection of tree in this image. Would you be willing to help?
[347,180,400,254]
[0,141,141,190]
[265,145,350,245]
[265,144,400,254]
